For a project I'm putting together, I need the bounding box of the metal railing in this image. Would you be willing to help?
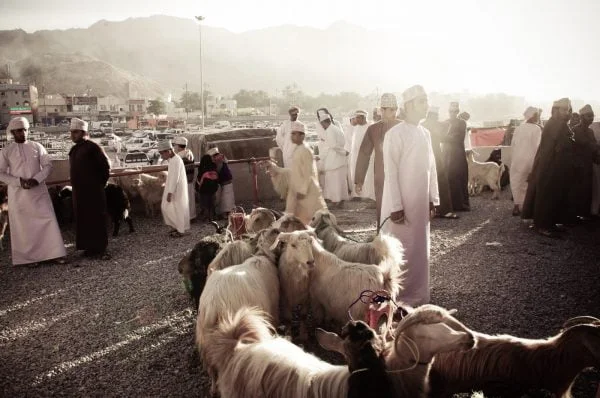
[45,156,272,207]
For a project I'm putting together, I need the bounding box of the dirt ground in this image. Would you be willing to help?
[0,189,599,397]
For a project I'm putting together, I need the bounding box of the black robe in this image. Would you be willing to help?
[521,117,576,228]
[422,119,454,214]
[570,124,597,217]
[443,118,470,211]
[69,139,110,253]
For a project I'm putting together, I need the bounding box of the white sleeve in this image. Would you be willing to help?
[33,144,54,183]
[383,132,404,212]
[276,124,286,149]
[0,148,20,187]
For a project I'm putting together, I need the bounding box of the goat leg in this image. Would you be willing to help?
[112,214,120,237]
[126,216,135,233]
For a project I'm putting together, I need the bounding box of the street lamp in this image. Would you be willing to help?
[195,15,205,130]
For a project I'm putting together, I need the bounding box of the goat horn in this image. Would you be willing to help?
[562,316,600,330]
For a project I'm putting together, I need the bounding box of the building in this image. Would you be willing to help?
[206,95,237,118]
[127,99,147,116]
[0,79,38,128]
[39,94,68,125]
[97,95,127,121]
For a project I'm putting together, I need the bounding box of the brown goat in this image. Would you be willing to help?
[428,316,600,398]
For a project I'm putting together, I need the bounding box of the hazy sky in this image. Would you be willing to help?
[1,0,599,101]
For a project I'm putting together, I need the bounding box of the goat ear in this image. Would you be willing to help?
[268,233,290,251]
[315,328,344,354]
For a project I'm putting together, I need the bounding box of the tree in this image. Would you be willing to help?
[178,91,202,112]
[233,89,270,107]
[147,98,166,115]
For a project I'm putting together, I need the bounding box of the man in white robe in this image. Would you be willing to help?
[285,121,327,224]
[159,140,190,237]
[350,110,375,200]
[318,112,349,207]
[276,106,300,168]
[0,117,67,265]
[381,85,439,306]
[510,106,542,216]
[173,136,196,221]
[343,114,356,195]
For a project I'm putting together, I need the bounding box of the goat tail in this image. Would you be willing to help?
[379,255,403,300]
[372,234,405,266]
[204,307,274,367]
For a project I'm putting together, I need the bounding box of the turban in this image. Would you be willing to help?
[318,112,331,122]
[402,85,427,105]
[552,98,571,109]
[157,140,173,152]
[354,110,367,117]
[290,121,305,133]
[579,104,593,115]
[173,136,188,146]
[70,118,88,132]
[207,147,220,156]
[449,102,460,112]
[379,93,398,108]
[7,116,30,131]
[523,106,538,120]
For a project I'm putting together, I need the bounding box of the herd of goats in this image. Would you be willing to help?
[177,207,600,398]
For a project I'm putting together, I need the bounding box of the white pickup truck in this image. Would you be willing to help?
[124,138,157,153]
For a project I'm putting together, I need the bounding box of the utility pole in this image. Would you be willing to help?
[195,16,205,130]
[185,82,189,122]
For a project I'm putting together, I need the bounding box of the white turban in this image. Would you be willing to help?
[7,116,30,132]
[319,113,331,122]
[552,98,571,109]
[354,110,367,118]
[173,136,188,146]
[449,102,460,112]
[290,121,305,133]
[579,104,593,115]
[157,140,173,152]
[523,106,538,121]
[207,147,220,156]
[402,85,427,105]
[70,118,88,132]
[379,93,398,108]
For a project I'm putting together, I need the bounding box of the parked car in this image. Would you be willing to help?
[123,152,152,166]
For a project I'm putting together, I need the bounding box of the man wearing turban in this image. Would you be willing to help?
[69,117,112,259]
[276,106,301,168]
[354,93,402,229]
[317,111,349,208]
[521,98,577,237]
[381,85,439,306]
[0,117,67,265]
[510,106,542,216]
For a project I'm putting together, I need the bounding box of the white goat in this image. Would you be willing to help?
[310,209,405,267]
[196,230,281,394]
[132,172,166,216]
[466,150,505,199]
[272,213,309,232]
[244,207,281,233]
[276,231,402,327]
[261,160,291,199]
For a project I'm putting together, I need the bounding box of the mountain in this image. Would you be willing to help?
[0,16,399,98]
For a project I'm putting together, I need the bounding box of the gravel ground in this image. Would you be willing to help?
[0,190,599,397]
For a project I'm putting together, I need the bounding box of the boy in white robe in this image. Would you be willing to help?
[159,141,190,237]
[276,106,300,168]
[510,107,542,216]
[0,117,67,265]
[381,85,439,306]
[318,113,349,207]
[286,121,327,224]
[173,136,196,221]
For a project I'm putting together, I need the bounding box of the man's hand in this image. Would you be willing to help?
[429,202,436,220]
[27,178,39,188]
[390,210,405,224]
[355,183,363,194]
[20,178,30,189]
[296,193,305,200]
[167,193,173,203]
[314,156,320,161]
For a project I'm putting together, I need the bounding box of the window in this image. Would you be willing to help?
[22,91,28,97]
[16,102,19,105]
[1,102,6,108]
[129,105,135,112]
[1,92,5,96]
[100,105,107,111]
[137,104,143,111]
[54,108,58,112]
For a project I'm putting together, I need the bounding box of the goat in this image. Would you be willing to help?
[205,306,349,398]
[244,207,284,233]
[269,231,316,342]
[465,149,505,199]
[261,159,291,199]
[310,209,405,267]
[428,315,600,398]
[196,229,282,395]
[58,184,134,236]
[317,320,395,398]
[275,231,402,328]
[132,172,166,217]
[273,213,309,232]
